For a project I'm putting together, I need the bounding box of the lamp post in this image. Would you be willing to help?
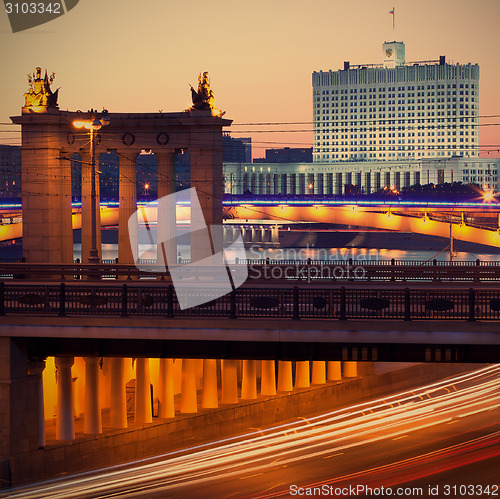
[73,110,110,265]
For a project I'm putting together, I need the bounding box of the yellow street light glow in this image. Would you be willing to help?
[73,120,85,128]
[483,190,495,203]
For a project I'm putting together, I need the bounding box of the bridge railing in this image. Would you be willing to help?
[1,260,500,282]
[0,282,498,322]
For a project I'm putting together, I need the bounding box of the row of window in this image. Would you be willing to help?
[318,83,476,95]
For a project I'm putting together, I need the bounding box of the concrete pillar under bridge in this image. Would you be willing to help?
[0,339,41,485]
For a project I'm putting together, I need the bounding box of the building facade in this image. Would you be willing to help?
[0,145,21,199]
[312,42,479,163]
[254,147,313,164]
[224,157,500,196]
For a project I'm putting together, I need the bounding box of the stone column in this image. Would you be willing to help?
[109,358,127,428]
[118,152,137,265]
[55,357,75,440]
[83,357,102,434]
[80,149,102,263]
[180,359,198,413]
[271,226,279,245]
[12,115,73,263]
[343,361,358,378]
[277,361,293,392]
[189,147,224,263]
[295,361,310,389]
[135,358,152,423]
[221,359,238,404]
[311,361,326,385]
[260,360,276,396]
[201,359,218,409]
[28,360,46,448]
[158,358,175,418]
[156,151,177,267]
[241,360,257,399]
[327,361,342,381]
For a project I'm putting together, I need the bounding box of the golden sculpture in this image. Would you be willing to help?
[24,67,59,110]
[190,72,223,116]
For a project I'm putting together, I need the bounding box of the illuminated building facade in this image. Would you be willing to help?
[312,42,480,163]
[224,157,500,195]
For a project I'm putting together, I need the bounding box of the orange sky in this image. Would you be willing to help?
[0,0,499,158]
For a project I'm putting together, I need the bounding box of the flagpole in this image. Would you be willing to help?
[393,6,395,32]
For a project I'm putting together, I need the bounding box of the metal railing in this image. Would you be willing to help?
[0,282,498,322]
[1,260,500,282]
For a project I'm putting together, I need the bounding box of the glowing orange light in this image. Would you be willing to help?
[483,190,495,203]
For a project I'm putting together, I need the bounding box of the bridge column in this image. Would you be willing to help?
[271,226,279,245]
[343,361,357,378]
[241,360,257,399]
[109,358,127,428]
[295,361,310,388]
[158,358,176,418]
[55,357,75,440]
[80,149,102,263]
[201,359,218,409]
[221,360,238,404]
[180,359,198,413]
[327,361,342,381]
[118,152,138,265]
[156,151,177,267]
[311,361,326,385]
[189,147,224,263]
[260,360,276,396]
[12,114,73,263]
[28,360,46,448]
[135,358,152,423]
[83,357,102,434]
[277,361,293,392]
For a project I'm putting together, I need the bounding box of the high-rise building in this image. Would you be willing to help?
[312,42,479,163]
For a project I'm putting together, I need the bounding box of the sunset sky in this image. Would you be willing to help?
[0,0,499,158]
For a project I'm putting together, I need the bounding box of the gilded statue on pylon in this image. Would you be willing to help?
[189,72,224,116]
[24,67,59,110]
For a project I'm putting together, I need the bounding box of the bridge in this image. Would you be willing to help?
[2,198,500,250]
[2,74,500,490]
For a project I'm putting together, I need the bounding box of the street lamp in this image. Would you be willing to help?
[73,110,110,265]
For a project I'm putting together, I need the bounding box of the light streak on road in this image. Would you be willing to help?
[3,365,500,498]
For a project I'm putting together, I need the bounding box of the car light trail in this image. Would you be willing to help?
[4,365,500,498]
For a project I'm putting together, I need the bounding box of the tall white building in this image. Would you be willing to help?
[312,42,479,163]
